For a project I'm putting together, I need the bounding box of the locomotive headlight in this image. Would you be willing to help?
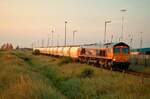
[113,59,116,61]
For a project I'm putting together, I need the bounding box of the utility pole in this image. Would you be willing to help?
[104,20,111,44]
[65,21,67,46]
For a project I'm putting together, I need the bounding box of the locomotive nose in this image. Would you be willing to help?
[113,53,129,62]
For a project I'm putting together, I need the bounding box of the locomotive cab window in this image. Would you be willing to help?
[114,48,120,54]
[122,48,129,54]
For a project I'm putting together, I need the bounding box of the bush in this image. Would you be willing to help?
[1,75,66,99]
[33,49,40,55]
[58,57,73,66]
[58,78,82,98]
[80,68,94,78]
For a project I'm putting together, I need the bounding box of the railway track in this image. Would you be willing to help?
[84,63,150,78]
[95,66,150,78]
[126,70,150,78]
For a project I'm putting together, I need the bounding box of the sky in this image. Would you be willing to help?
[0,0,150,48]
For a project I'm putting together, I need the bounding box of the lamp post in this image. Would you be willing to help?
[51,30,54,46]
[31,43,34,49]
[129,33,133,48]
[57,33,59,46]
[47,33,50,47]
[120,9,127,42]
[73,30,77,45]
[37,40,39,47]
[104,20,111,44]
[47,37,49,47]
[111,34,113,43]
[65,21,67,46]
[140,32,143,48]
[41,39,44,47]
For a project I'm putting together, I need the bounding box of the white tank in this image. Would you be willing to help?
[69,47,81,58]
[51,47,55,55]
[49,47,53,55]
[43,48,48,54]
[39,48,44,54]
[63,47,71,57]
[47,48,51,55]
[53,47,58,56]
[57,47,64,56]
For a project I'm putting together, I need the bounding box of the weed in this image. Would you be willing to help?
[33,49,40,55]
[0,50,150,99]
[58,78,82,98]
[58,57,73,66]
[80,68,94,78]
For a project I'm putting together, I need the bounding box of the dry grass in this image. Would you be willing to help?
[0,51,66,99]
[1,74,65,99]
[0,50,150,99]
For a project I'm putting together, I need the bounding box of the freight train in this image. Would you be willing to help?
[33,42,130,70]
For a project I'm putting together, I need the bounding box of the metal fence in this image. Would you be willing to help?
[130,55,150,66]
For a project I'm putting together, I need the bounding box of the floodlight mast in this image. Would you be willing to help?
[104,20,111,44]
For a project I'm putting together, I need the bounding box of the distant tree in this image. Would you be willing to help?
[0,43,13,51]
[16,45,19,50]
[9,43,13,50]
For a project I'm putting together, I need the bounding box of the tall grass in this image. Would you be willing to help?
[0,51,66,99]
[80,68,94,78]
[58,57,73,66]
[0,50,150,99]
[1,75,65,99]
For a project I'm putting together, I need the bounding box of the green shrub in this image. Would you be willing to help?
[58,57,73,66]
[58,78,82,98]
[33,49,40,55]
[80,68,94,78]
